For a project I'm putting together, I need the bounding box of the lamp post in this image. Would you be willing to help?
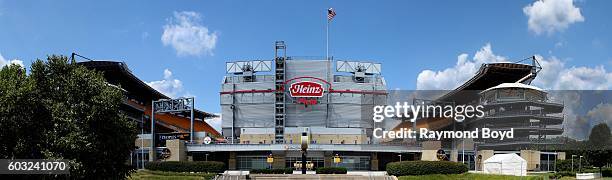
[579,155,583,173]
[300,129,308,174]
[206,153,209,161]
[571,155,577,172]
[398,154,402,162]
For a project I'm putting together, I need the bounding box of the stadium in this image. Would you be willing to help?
[80,41,565,172]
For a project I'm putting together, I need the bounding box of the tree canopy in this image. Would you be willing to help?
[0,56,137,179]
[586,123,612,172]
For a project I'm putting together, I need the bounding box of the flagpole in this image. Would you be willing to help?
[326,16,329,61]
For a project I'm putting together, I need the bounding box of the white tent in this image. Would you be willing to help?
[483,153,527,176]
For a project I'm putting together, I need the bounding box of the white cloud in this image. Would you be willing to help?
[205,113,222,132]
[416,43,508,90]
[0,53,24,68]
[533,55,612,90]
[161,11,218,57]
[587,103,612,129]
[561,102,612,140]
[523,0,584,35]
[416,43,612,90]
[147,69,188,98]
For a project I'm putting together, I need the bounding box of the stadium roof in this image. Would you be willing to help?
[437,62,536,104]
[482,83,543,93]
[391,61,538,132]
[77,60,219,135]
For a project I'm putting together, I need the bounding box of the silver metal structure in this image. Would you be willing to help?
[150,97,195,161]
[226,60,273,74]
[274,41,287,144]
[336,60,382,74]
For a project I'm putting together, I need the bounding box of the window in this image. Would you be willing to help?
[336,156,370,170]
[237,156,268,170]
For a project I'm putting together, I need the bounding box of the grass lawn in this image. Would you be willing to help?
[398,173,549,180]
[128,170,217,180]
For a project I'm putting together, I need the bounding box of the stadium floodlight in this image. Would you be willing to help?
[336,60,381,74]
[226,60,272,74]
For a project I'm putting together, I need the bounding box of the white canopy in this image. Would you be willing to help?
[483,153,527,176]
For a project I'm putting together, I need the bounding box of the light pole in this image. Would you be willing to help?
[141,116,145,169]
[398,154,402,162]
[571,155,574,172]
[579,155,583,173]
[206,153,209,161]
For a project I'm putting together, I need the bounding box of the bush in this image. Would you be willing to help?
[315,167,347,174]
[555,159,587,172]
[583,168,612,177]
[549,171,575,179]
[145,161,225,173]
[250,168,293,174]
[130,170,217,180]
[386,161,468,176]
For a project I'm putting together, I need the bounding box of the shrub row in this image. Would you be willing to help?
[145,161,225,173]
[386,161,468,176]
[549,171,575,179]
[315,167,347,174]
[249,168,293,174]
[583,168,612,177]
[549,168,612,179]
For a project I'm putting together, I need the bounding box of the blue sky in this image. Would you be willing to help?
[1,0,611,116]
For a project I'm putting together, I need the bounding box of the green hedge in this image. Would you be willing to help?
[549,171,575,179]
[550,168,612,178]
[144,161,225,173]
[250,168,293,174]
[315,167,347,174]
[555,159,588,172]
[584,168,612,177]
[386,161,468,176]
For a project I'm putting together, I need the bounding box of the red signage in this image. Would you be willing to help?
[297,98,318,105]
[289,81,324,97]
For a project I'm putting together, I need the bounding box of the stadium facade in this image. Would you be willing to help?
[204,41,415,170]
[190,42,566,171]
[79,41,567,172]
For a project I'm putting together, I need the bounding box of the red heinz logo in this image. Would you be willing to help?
[289,81,324,97]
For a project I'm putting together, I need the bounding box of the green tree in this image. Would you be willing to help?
[0,56,138,179]
[0,64,51,160]
[588,123,612,148]
[586,123,612,173]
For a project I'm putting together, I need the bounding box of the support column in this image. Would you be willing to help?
[557,152,566,160]
[272,151,286,169]
[324,151,333,167]
[476,150,494,171]
[371,152,379,171]
[165,139,187,161]
[450,150,458,162]
[421,141,442,161]
[521,150,541,171]
[229,152,237,170]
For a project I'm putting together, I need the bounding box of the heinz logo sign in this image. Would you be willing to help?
[290,81,324,97]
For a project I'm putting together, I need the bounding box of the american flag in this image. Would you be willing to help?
[327,8,336,21]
